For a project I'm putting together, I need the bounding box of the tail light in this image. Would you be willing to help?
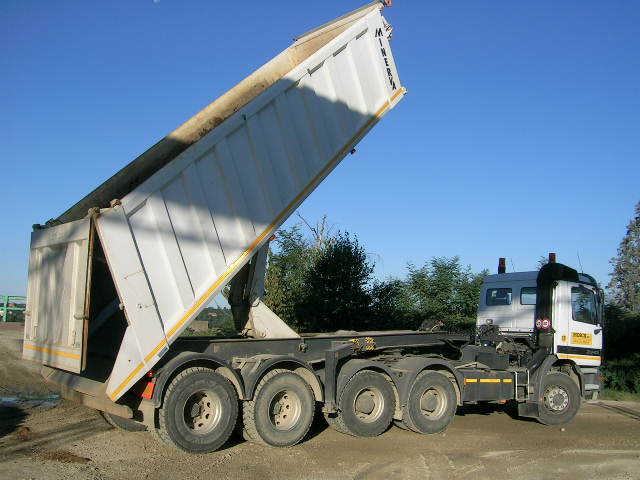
[141,381,155,399]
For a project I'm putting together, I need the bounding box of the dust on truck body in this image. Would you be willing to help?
[23,2,599,454]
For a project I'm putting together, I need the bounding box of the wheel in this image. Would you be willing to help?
[402,371,457,434]
[156,367,238,453]
[537,372,581,426]
[393,419,411,431]
[243,369,315,447]
[332,370,395,437]
[324,412,350,434]
[101,411,147,432]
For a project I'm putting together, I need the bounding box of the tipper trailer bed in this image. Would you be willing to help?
[24,1,593,453]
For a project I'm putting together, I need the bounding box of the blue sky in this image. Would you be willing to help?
[2,0,638,296]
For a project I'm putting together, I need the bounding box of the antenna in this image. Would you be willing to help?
[577,251,584,273]
[510,259,516,272]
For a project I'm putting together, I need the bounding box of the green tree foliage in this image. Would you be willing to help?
[602,201,640,393]
[608,200,640,313]
[182,306,235,337]
[397,257,487,331]
[367,279,407,330]
[264,226,315,331]
[264,219,487,334]
[602,302,640,393]
[296,232,374,332]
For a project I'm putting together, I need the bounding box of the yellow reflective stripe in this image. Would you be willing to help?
[108,87,407,401]
[464,378,513,384]
[557,354,601,361]
[145,340,168,363]
[24,343,81,360]
[109,363,145,400]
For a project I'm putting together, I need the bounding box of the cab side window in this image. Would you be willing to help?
[571,287,597,325]
[486,288,512,306]
[520,287,537,305]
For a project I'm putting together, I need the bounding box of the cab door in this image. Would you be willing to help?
[556,282,602,367]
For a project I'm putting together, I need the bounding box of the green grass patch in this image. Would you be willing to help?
[600,389,640,402]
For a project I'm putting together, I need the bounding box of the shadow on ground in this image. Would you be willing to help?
[0,405,27,439]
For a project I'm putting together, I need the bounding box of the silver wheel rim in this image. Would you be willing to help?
[544,385,569,412]
[353,387,385,423]
[418,385,447,419]
[269,390,302,431]
[183,389,223,435]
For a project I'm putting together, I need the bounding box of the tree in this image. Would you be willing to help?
[608,201,640,313]
[367,279,408,330]
[537,256,549,269]
[264,217,488,335]
[264,225,315,331]
[397,257,487,330]
[296,232,374,332]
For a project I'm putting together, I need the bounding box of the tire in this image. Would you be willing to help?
[402,371,457,434]
[157,367,238,453]
[393,419,411,431]
[332,370,395,437]
[101,411,147,432]
[243,369,315,447]
[324,412,350,434]
[537,372,581,426]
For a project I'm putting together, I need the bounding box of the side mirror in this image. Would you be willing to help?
[594,328,602,335]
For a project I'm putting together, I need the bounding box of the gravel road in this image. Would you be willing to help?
[1,323,639,480]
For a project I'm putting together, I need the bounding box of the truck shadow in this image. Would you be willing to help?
[0,405,27,439]
[0,414,110,462]
[456,401,523,420]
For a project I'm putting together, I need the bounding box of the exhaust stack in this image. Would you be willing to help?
[498,258,506,274]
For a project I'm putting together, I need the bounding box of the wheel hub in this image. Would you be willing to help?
[418,386,446,419]
[544,385,569,412]
[355,393,375,414]
[420,391,439,412]
[353,387,385,423]
[269,390,302,431]
[183,390,223,435]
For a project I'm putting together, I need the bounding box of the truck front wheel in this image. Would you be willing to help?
[402,371,457,434]
[537,372,580,426]
[156,367,238,453]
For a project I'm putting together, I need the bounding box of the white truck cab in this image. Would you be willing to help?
[476,255,603,396]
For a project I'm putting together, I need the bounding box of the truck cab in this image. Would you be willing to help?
[476,256,603,397]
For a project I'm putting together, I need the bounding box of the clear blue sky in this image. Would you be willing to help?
[2,0,638,296]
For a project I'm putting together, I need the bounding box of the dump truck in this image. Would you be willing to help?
[23,1,597,454]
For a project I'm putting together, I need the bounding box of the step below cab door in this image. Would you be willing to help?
[23,218,93,373]
[555,282,602,367]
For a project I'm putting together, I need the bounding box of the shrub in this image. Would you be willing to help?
[602,354,640,393]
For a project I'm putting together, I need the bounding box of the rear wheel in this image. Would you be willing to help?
[402,371,457,434]
[331,370,395,437]
[537,372,580,426]
[242,369,315,447]
[156,367,237,453]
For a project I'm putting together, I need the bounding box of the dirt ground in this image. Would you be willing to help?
[1,323,639,480]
